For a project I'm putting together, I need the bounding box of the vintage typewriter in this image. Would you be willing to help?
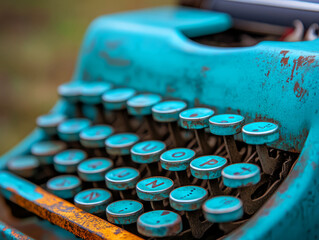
[1,0,319,239]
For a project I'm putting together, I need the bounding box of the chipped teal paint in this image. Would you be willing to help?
[80,124,114,148]
[57,118,91,142]
[137,210,182,237]
[74,188,112,214]
[54,149,87,173]
[47,175,82,199]
[127,93,162,116]
[102,87,136,110]
[77,158,113,182]
[31,140,67,164]
[131,140,166,164]
[242,122,279,145]
[136,176,174,201]
[105,133,139,155]
[203,196,243,223]
[190,155,227,179]
[179,108,214,129]
[0,171,43,201]
[105,167,140,190]
[106,200,143,225]
[160,148,195,171]
[58,82,81,102]
[80,81,113,104]
[7,155,39,178]
[209,114,244,136]
[0,221,35,240]
[222,163,261,188]
[36,113,67,135]
[170,185,208,211]
[152,100,187,122]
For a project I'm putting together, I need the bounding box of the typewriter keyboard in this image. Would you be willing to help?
[5,80,299,239]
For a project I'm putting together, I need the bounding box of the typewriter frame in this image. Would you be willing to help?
[1,6,319,240]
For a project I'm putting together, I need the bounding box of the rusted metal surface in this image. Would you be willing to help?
[0,221,34,240]
[0,171,142,240]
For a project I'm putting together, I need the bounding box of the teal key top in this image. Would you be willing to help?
[170,185,208,211]
[77,158,113,182]
[7,155,40,178]
[209,114,244,136]
[137,210,182,237]
[203,196,243,223]
[47,175,82,199]
[36,113,67,135]
[102,87,136,110]
[74,188,112,215]
[131,140,166,164]
[80,81,113,104]
[222,163,261,188]
[31,140,67,164]
[152,100,187,122]
[105,133,139,155]
[190,155,227,180]
[57,118,91,142]
[106,200,144,225]
[80,124,114,148]
[136,176,174,201]
[160,148,195,171]
[58,82,82,102]
[127,93,162,116]
[179,107,214,130]
[105,167,140,190]
[242,122,279,145]
[53,149,87,173]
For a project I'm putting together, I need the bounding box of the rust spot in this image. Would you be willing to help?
[200,66,210,78]
[287,55,316,82]
[265,70,270,77]
[106,40,122,49]
[114,228,123,235]
[293,81,308,101]
[280,50,289,66]
[99,51,131,67]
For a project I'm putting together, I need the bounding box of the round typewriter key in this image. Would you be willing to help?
[152,100,187,146]
[47,175,81,199]
[54,149,87,173]
[152,100,187,122]
[242,122,279,175]
[105,133,139,156]
[127,93,162,116]
[102,88,136,110]
[137,210,182,237]
[209,114,244,164]
[105,167,140,191]
[203,196,243,223]
[222,163,260,188]
[106,200,144,225]
[7,155,40,178]
[170,185,208,211]
[80,124,114,148]
[160,148,195,171]
[190,155,227,180]
[131,140,166,164]
[136,176,174,201]
[179,108,214,154]
[74,188,112,215]
[58,118,91,142]
[77,158,113,182]
[36,113,67,135]
[58,82,81,102]
[31,140,67,164]
[242,122,279,145]
[80,81,113,105]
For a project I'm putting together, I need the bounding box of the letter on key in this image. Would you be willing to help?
[105,167,140,190]
[203,196,243,223]
[47,175,82,199]
[58,118,91,142]
[77,158,113,182]
[190,155,227,180]
[102,88,136,110]
[152,100,187,122]
[74,188,112,215]
[54,149,87,173]
[136,177,174,201]
[127,93,162,116]
[105,133,139,155]
[80,82,113,104]
[80,124,114,148]
[137,210,182,237]
[160,148,195,171]
[106,200,144,224]
[131,140,166,164]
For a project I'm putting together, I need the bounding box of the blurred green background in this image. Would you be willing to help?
[0,0,174,155]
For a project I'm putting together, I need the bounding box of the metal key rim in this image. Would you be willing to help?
[74,188,112,206]
[202,196,243,214]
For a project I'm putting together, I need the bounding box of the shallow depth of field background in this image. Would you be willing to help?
[0,0,174,155]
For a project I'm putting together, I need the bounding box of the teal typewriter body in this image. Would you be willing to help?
[1,5,319,240]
